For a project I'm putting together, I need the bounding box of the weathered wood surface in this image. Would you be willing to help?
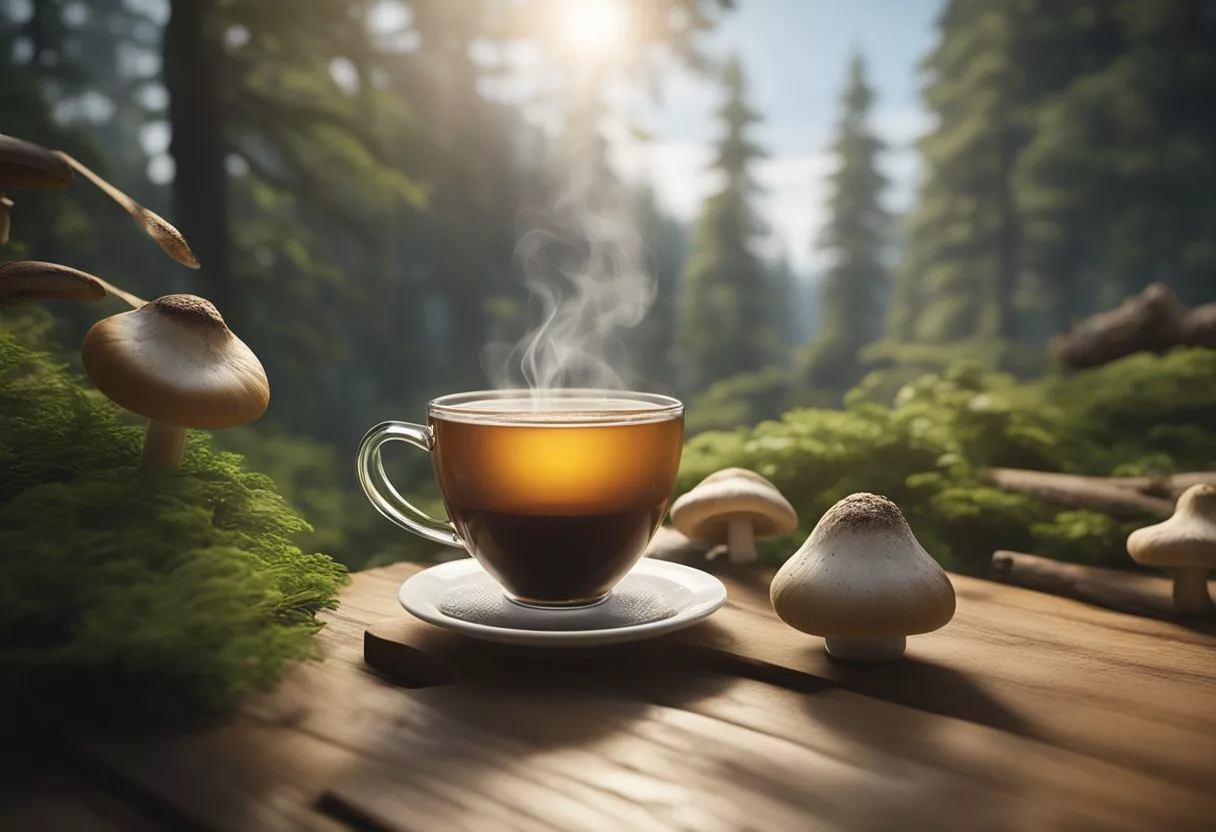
[9,560,1215,831]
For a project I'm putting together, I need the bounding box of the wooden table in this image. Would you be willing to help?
[6,560,1215,831]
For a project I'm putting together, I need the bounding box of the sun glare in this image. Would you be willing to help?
[559,0,626,54]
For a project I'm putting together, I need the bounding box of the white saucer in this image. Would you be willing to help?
[398,558,727,647]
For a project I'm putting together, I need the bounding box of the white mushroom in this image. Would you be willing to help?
[770,492,956,662]
[81,294,269,468]
[670,468,798,564]
[1127,484,1216,615]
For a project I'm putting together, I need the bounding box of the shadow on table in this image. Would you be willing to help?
[688,615,1034,741]
[314,625,739,830]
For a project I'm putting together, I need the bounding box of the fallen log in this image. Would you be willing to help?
[1104,472,1216,501]
[1182,303,1216,348]
[980,468,1174,517]
[1051,283,1187,369]
[991,551,1215,627]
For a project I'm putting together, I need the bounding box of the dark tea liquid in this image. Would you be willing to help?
[431,402,683,606]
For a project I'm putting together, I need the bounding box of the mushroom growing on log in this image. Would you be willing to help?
[81,294,269,468]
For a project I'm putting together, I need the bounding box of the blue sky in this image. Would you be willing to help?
[609,0,942,273]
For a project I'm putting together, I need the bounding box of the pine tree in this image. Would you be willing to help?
[628,185,687,392]
[890,0,1031,344]
[678,56,774,391]
[1016,0,1216,318]
[797,53,889,398]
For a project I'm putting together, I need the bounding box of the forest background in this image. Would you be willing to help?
[4,0,1215,573]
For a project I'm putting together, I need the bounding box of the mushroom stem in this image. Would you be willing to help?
[52,152,199,269]
[824,637,907,662]
[1172,568,1214,615]
[727,516,757,564]
[140,420,187,468]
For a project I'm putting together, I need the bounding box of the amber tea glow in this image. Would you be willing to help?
[431,398,683,606]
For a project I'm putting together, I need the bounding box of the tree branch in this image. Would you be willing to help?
[981,467,1175,517]
[992,551,1215,629]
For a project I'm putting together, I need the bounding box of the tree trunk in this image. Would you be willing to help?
[993,123,1020,342]
[163,0,240,329]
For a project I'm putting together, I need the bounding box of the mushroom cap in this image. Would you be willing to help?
[81,294,269,429]
[770,493,956,639]
[670,467,798,543]
[1127,484,1216,569]
[0,134,74,190]
[0,261,106,305]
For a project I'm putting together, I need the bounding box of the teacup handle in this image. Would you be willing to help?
[356,421,462,548]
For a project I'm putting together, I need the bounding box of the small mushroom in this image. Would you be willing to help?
[0,133,75,244]
[0,261,146,309]
[0,261,106,306]
[0,133,75,191]
[670,468,798,564]
[770,493,955,662]
[81,294,269,468]
[53,151,199,269]
[1127,484,1216,615]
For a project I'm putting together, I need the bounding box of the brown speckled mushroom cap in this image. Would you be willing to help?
[671,468,798,543]
[81,294,269,429]
[0,133,74,190]
[771,493,955,640]
[0,261,106,305]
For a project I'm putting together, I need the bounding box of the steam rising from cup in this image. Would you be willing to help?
[489,101,655,397]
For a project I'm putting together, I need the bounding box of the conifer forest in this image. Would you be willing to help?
[4,0,1216,579]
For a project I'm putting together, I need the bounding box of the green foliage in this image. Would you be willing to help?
[893,0,1216,345]
[797,53,890,401]
[686,368,789,435]
[0,331,348,730]
[678,56,785,391]
[216,426,446,569]
[679,348,1216,573]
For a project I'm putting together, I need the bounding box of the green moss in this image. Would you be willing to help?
[680,348,1216,573]
[0,331,348,729]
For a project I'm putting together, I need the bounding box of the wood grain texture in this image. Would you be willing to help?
[61,560,1216,832]
[672,565,1216,793]
[0,767,171,832]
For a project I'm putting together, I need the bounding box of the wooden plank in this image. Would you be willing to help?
[358,561,1216,790]
[66,560,1216,832]
[676,565,1216,791]
[309,664,1212,832]
[70,719,354,832]
[0,767,171,832]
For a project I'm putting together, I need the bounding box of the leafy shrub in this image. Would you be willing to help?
[678,348,1216,573]
[0,330,348,731]
[685,367,790,435]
